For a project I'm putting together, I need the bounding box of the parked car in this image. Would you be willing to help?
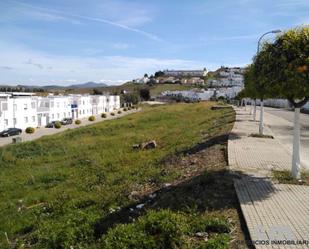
[46,121,60,128]
[0,128,22,137]
[61,118,73,125]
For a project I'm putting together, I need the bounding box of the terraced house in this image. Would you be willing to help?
[0,92,120,132]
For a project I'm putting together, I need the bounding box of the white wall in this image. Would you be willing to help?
[0,96,38,130]
[0,93,121,132]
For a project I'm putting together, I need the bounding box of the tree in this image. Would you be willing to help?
[93,88,103,95]
[122,93,140,105]
[252,45,276,135]
[139,88,150,101]
[257,26,309,179]
[244,64,259,120]
[154,71,164,78]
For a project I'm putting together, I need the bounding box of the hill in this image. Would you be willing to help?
[0,103,245,248]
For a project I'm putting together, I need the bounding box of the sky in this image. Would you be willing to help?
[0,0,308,86]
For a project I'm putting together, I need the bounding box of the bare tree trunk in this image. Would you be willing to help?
[291,107,301,179]
[259,100,264,135]
[253,99,257,121]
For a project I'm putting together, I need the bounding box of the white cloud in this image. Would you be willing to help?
[7,0,162,42]
[0,41,206,86]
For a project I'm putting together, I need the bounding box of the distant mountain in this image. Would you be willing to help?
[68,82,108,89]
[8,82,108,90]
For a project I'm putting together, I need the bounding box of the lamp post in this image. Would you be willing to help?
[256,29,281,134]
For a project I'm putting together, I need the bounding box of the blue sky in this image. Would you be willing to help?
[0,0,308,86]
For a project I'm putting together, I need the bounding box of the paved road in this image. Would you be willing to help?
[0,109,139,147]
[262,107,309,170]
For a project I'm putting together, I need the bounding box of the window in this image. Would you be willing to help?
[51,102,54,108]
[13,118,17,125]
[2,103,8,111]
[24,103,28,110]
[4,119,8,125]
[57,113,60,118]
[13,104,17,111]
[31,102,36,109]
[32,116,36,122]
[64,112,66,117]
[52,114,54,119]
[57,102,60,108]
[68,112,70,117]
[24,117,28,123]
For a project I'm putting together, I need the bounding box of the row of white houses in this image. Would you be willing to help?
[0,92,120,131]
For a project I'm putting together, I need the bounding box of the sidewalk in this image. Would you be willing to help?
[229,107,309,248]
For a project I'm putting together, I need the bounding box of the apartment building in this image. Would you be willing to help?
[0,92,38,131]
[0,93,121,132]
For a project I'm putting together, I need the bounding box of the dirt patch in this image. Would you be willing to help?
[94,133,253,249]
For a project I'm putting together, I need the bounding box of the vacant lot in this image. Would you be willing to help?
[0,102,244,248]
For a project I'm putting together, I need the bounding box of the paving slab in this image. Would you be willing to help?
[229,107,309,248]
[235,179,309,249]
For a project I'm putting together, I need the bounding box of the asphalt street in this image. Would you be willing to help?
[262,106,309,170]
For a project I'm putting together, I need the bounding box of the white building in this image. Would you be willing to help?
[209,67,245,87]
[0,93,38,131]
[163,68,208,77]
[0,92,121,132]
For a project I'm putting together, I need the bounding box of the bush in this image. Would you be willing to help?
[110,112,115,116]
[75,119,81,125]
[123,108,127,111]
[102,223,156,249]
[33,210,97,249]
[88,116,96,121]
[102,210,188,249]
[117,110,122,114]
[25,127,35,134]
[101,113,107,118]
[54,122,61,129]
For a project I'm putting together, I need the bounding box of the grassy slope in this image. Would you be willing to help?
[0,102,235,248]
[65,83,196,96]
[149,84,195,96]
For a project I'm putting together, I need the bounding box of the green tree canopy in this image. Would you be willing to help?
[257,26,309,107]
[243,64,258,99]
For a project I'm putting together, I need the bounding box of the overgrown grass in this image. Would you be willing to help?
[0,102,235,248]
[272,170,309,185]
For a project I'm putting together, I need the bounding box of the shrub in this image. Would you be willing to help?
[88,116,96,121]
[141,210,188,248]
[101,113,107,118]
[102,209,188,249]
[189,216,230,234]
[75,119,81,125]
[102,223,156,249]
[123,108,127,111]
[117,110,122,114]
[25,127,35,134]
[54,121,61,129]
[33,210,97,248]
[110,112,115,116]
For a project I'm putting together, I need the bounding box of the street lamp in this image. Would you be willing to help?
[257,30,282,53]
[256,29,281,134]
